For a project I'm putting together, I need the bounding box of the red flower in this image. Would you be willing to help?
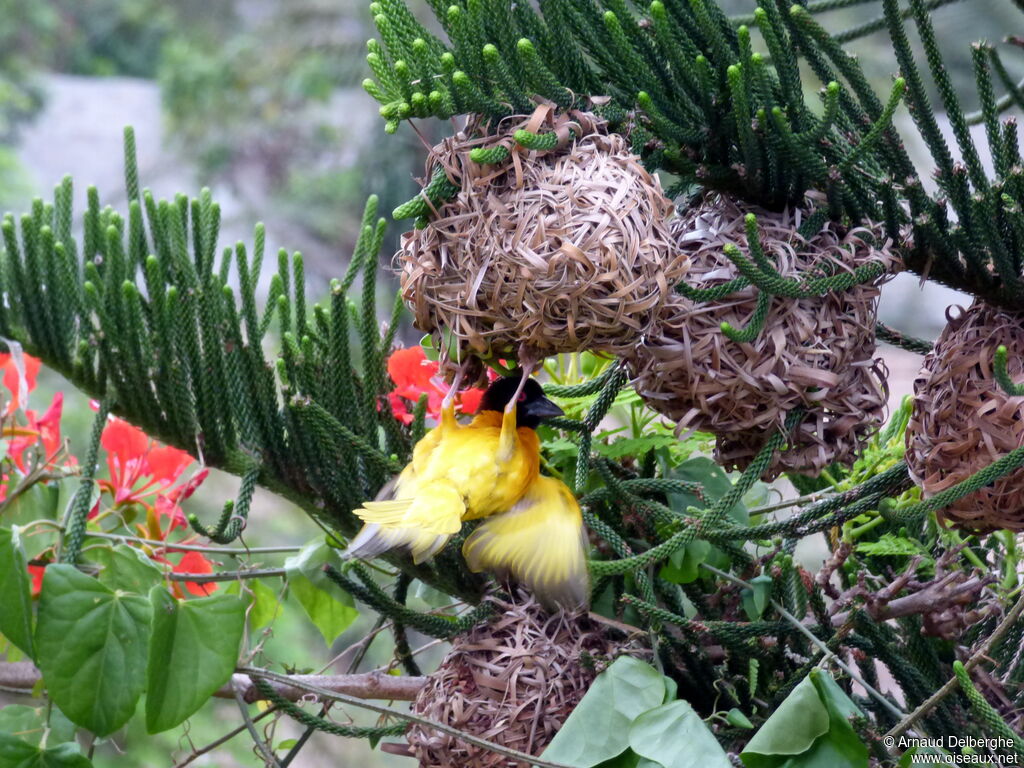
[173,551,218,596]
[458,386,485,415]
[0,351,41,415]
[385,347,488,424]
[27,564,45,596]
[6,392,65,473]
[98,416,206,532]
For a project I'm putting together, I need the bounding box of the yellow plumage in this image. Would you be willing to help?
[347,405,539,563]
[345,376,590,609]
[462,475,589,609]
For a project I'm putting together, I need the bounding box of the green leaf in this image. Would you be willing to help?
[541,657,668,767]
[226,578,282,629]
[629,700,732,768]
[855,534,929,557]
[1,486,62,527]
[896,746,918,768]
[658,540,711,585]
[285,540,358,645]
[668,458,749,525]
[86,545,164,595]
[0,732,92,767]
[810,672,868,766]
[595,434,680,460]
[0,706,75,749]
[741,575,773,621]
[0,528,35,659]
[741,675,829,763]
[289,574,358,646]
[741,670,868,768]
[145,587,246,733]
[726,708,755,730]
[35,565,151,737]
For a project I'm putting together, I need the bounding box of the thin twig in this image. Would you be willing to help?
[28,521,303,554]
[88,531,303,555]
[173,706,281,768]
[239,667,576,768]
[700,564,906,720]
[232,681,282,767]
[168,567,288,583]
[0,662,427,702]
[884,589,1024,741]
[747,491,838,516]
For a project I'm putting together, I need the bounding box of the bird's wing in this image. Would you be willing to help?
[346,481,465,564]
[462,475,589,610]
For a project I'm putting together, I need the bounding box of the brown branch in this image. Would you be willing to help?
[0,662,426,703]
[885,587,1024,741]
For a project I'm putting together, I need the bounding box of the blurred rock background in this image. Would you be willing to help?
[2,1,1022,764]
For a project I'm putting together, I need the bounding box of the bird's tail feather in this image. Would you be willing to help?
[346,491,463,565]
[462,475,589,610]
[344,523,451,564]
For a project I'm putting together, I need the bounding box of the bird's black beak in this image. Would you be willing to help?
[523,396,564,422]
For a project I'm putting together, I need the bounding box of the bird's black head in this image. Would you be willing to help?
[478,376,564,429]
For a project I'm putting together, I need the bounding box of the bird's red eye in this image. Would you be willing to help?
[518,392,527,402]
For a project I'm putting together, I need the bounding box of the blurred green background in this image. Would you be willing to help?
[1,1,1022,765]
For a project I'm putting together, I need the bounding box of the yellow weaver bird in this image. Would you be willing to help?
[344,373,590,609]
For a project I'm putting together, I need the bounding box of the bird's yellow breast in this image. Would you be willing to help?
[406,410,540,520]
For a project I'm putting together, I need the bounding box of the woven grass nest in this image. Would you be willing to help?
[406,593,623,767]
[397,105,688,360]
[629,192,897,479]
[905,302,1024,533]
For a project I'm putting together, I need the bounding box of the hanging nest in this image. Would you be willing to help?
[405,592,624,767]
[397,105,688,360]
[905,302,1024,533]
[629,192,897,479]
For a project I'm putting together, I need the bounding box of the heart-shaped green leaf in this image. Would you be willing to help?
[145,587,246,733]
[629,700,732,768]
[285,541,358,645]
[541,656,668,767]
[0,732,92,768]
[741,575,773,621]
[86,545,163,595]
[35,565,151,737]
[0,705,75,749]
[0,527,35,659]
[741,670,868,768]
[226,578,282,629]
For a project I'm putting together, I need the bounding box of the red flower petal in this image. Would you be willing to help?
[146,444,194,485]
[173,551,218,597]
[458,387,486,414]
[387,346,438,389]
[174,468,209,503]
[36,393,64,457]
[388,392,414,425]
[101,417,150,466]
[27,564,45,596]
[1,353,41,413]
[156,494,187,531]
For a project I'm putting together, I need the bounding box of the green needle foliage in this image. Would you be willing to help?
[0,127,479,600]
[5,3,1024,761]
[363,0,1024,316]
